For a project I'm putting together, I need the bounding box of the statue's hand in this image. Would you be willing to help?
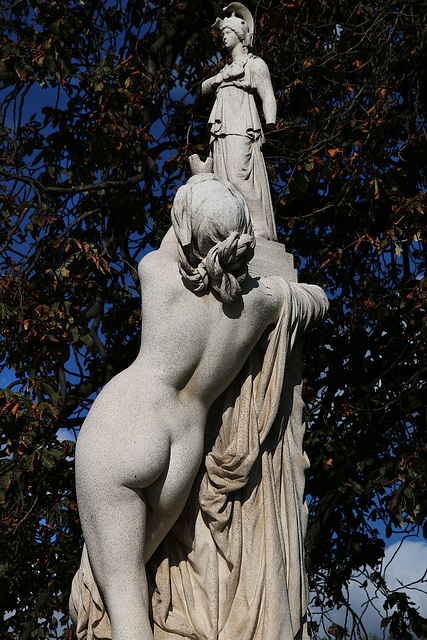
[222,62,244,81]
[214,71,226,85]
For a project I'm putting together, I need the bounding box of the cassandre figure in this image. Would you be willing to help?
[197,3,277,240]
[70,173,328,640]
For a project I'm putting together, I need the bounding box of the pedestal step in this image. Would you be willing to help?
[248,238,297,282]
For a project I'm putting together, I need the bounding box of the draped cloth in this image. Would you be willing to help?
[70,544,111,640]
[69,280,328,640]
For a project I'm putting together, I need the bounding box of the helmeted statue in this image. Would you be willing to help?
[190,3,277,240]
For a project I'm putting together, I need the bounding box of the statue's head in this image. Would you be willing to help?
[212,3,254,48]
[219,18,250,47]
[172,174,255,305]
[176,174,251,254]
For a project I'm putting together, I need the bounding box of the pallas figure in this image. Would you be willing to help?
[200,3,277,240]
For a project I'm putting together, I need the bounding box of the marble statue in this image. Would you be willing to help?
[70,6,329,640]
[190,3,277,240]
[70,174,328,640]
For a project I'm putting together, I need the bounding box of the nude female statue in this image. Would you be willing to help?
[74,174,289,640]
[196,3,277,240]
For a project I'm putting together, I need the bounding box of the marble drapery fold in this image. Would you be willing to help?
[70,545,111,640]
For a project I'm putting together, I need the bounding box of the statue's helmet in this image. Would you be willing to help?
[215,17,250,45]
[212,2,254,48]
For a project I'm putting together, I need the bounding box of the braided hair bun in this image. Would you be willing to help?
[172,174,255,304]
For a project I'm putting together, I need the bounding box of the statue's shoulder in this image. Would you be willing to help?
[247,54,271,87]
[138,249,158,281]
[138,247,177,285]
[248,53,269,72]
[138,228,179,279]
[243,275,287,323]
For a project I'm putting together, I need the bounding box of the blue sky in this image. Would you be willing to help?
[310,539,427,638]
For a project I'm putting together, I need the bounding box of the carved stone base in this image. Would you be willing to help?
[248,237,297,282]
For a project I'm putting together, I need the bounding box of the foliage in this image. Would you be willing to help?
[0,1,426,638]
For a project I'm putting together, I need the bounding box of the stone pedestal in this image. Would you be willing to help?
[248,237,297,282]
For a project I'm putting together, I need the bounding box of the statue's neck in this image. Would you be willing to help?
[231,43,249,64]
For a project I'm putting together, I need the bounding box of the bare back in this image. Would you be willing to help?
[136,243,282,408]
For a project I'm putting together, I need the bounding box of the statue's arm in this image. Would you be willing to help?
[201,71,224,95]
[290,283,329,332]
[252,58,277,126]
[263,278,329,333]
